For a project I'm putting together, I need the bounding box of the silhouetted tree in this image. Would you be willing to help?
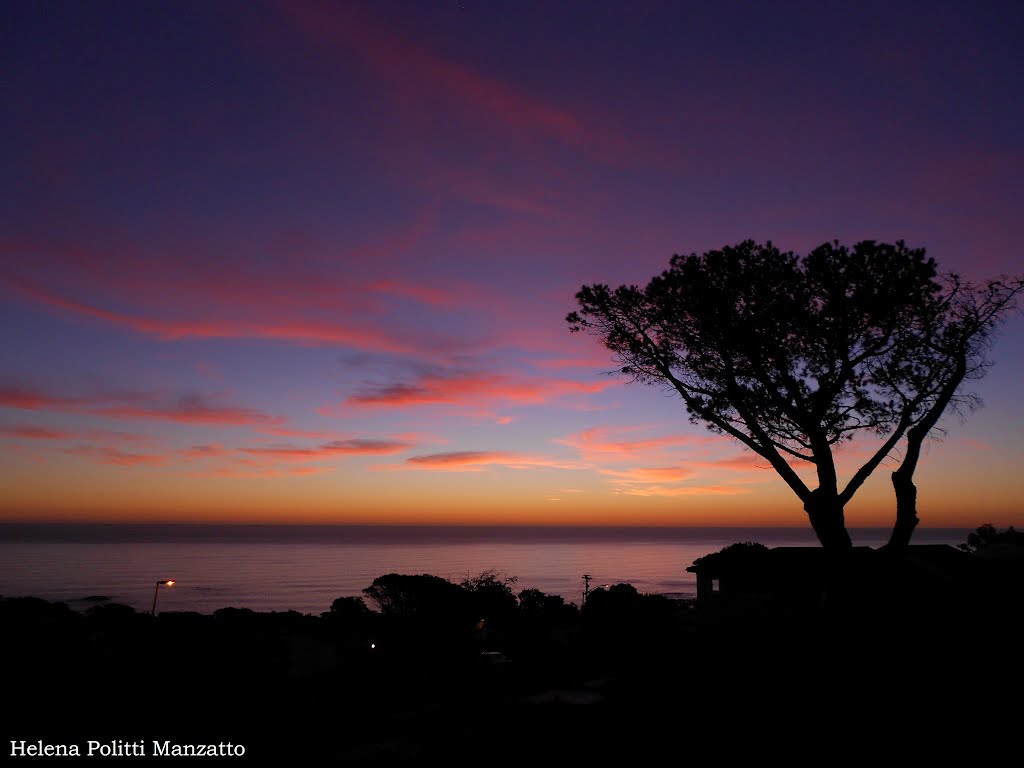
[689,541,769,571]
[325,595,372,620]
[568,240,1021,550]
[518,588,574,618]
[362,573,466,617]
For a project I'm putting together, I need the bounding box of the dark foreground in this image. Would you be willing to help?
[3,547,1022,765]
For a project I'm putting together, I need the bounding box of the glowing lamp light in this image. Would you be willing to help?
[151,579,177,616]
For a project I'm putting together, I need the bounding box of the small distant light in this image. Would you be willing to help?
[165,580,175,587]
[370,643,376,650]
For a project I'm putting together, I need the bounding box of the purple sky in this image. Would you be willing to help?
[1,1,1021,529]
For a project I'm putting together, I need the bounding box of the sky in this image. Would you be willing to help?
[1,0,1022,530]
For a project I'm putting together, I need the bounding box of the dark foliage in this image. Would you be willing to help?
[960,523,1024,553]
[362,572,468,617]
[689,541,769,573]
[3,553,1021,764]
[325,595,372,619]
[458,569,518,621]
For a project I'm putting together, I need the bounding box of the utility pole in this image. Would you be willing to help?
[582,574,592,607]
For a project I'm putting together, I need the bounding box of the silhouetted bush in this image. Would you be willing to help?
[325,595,371,620]
[960,523,1024,553]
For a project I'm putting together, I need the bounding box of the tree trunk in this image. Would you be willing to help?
[885,351,969,550]
[804,489,853,550]
[887,464,919,550]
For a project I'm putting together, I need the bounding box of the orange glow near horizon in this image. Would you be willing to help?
[1,406,1021,533]
[1,465,1015,532]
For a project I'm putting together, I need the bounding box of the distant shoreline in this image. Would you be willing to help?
[0,521,971,545]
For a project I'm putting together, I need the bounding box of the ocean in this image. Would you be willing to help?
[0,524,969,615]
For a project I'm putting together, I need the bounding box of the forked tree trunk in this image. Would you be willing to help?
[804,490,853,550]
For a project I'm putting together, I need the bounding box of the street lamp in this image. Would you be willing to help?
[151,579,175,616]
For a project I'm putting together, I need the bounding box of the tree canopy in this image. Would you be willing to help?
[568,240,1021,549]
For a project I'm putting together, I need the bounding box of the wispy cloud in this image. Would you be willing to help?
[65,445,165,467]
[275,0,630,162]
[400,450,581,473]
[368,280,459,308]
[1,215,465,358]
[0,384,89,411]
[10,279,421,353]
[614,484,749,497]
[599,466,694,483]
[346,369,614,410]
[96,396,281,426]
[555,425,767,498]
[0,424,73,440]
[203,465,336,479]
[1,381,284,428]
[555,426,718,461]
[240,438,414,462]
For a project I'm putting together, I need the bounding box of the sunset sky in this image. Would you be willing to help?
[2,1,1022,529]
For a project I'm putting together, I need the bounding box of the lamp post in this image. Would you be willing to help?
[151,579,175,616]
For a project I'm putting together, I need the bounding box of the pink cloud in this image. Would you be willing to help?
[346,370,614,409]
[0,424,73,440]
[2,234,377,316]
[0,381,284,428]
[0,423,158,446]
[556,426,718,461]
[1,215,472,358]
[406,451,514,468]
[3,228,596,372]
[12,280,420,353]
[600,466,695,483]
[553,426,771,496]
[95,396,281,427]
[240,438,413,461]
[0,385,86,410]
[402,450,580,472]
[276,1,630,163]
[689,453,771,471]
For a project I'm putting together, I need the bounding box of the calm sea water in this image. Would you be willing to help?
[0,524,968,615]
